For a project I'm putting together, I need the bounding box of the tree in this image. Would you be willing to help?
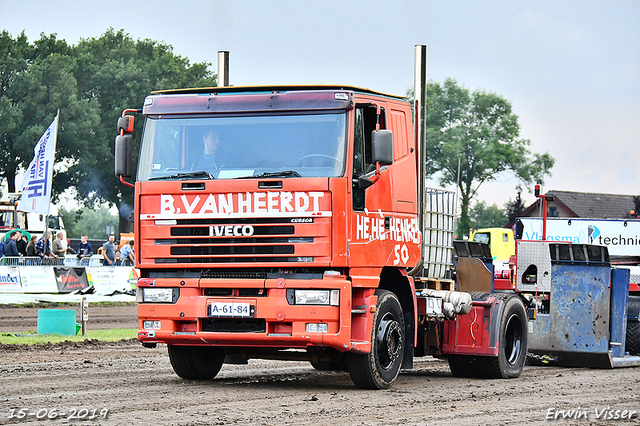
[60,205,118,239]
[65,29,216,233]
[505,187,527,225]
[424,78,554,236]
[470,201,508,230]
[0,31,36,194]
[0,31,100,197]
[0,30,214,234]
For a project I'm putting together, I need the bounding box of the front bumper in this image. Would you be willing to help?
[137,276,364,352]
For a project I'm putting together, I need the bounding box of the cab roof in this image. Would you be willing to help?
[151,84,407,101]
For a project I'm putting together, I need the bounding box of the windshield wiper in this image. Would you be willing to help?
[149,171,215,181]
[240,170,301,179]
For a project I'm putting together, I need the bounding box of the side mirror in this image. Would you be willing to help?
[515,219,523,240]
[356,175,374,191]
[117,115,135,133]
[115,134,133,178]
[372,129,393,165]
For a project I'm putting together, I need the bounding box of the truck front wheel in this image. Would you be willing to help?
[168,345,225,380]
[347,290,405,389]
[448,355,481,378]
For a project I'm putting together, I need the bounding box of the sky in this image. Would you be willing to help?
[1,0,639,211]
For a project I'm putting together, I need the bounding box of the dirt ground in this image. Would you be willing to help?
[1,304,639,426]
[0,303,138,333]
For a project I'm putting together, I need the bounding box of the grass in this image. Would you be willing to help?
[0,328,137,345]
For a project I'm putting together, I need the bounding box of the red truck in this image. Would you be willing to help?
[115,46,528,388]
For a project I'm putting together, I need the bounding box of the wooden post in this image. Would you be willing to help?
[81,297,88,336]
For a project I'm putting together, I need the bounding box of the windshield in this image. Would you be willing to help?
[137,113,347,181]
[473,232,490,245]
[0,211,11,228]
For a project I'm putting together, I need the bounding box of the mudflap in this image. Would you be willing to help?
[442,292,528,379]
[441,293,502,357]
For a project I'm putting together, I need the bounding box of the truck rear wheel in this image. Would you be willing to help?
[626,296,640,355]
[626,322,640,355]
[347,290,405,389]
[168,345,225,380]
[477,294,527,378]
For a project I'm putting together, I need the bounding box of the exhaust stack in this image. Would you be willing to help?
[410,44,428,276]
[217,51,229,87]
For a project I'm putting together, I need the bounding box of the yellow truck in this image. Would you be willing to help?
[471,227,515,261]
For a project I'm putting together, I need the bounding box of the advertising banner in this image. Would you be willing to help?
[87,267,133,295]
[0,266,21,292]
[19,266,58,293]
[54,267,89,293]
[518,218,640,257]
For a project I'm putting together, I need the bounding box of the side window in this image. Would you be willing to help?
[352,105,386,211]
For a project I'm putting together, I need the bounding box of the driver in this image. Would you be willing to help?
[192,129,220,175]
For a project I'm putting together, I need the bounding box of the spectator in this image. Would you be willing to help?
[77,235,93,259]
[102,234,116,266]
[36,231,52,258]
[3,231,20,257]
[51,231,65,258]
[4,228,26,243]
[26,236,38,256]
[120,240,135,265]
[16,235,27,256]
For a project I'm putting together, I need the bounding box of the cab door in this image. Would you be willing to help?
[348,103,394,267]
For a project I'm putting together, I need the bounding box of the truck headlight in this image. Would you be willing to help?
[143,320,162,330]
[140,287,177,303]
[293,289,339,306]
[306,323,328,333]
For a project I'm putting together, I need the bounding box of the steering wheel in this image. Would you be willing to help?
[299,154,339,166]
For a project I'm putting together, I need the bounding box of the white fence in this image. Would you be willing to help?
[0,261,137,296]
[0,256,133,267]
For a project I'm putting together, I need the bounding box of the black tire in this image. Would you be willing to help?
[447,355,481,378]
[168,345,225,380]
[476,294,527,379]
[626,321,640,355]
[310,358,347,371]
[347,290,405,389]
[468,292,491,301]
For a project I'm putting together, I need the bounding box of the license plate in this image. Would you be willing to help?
[208,302,253,318]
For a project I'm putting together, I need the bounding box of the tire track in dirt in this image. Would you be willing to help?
[1,341,639,426]
[2,305,640,425]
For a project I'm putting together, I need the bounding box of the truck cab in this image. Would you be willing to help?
[128,86,425,386]
[472,227,515,262]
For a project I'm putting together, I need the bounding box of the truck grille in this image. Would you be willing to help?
[202,318,266,333]
[143,217,330,265]
[201,270,267,279]
[171,246,295,255]
[171,225,295,236]
[203,288,265,297]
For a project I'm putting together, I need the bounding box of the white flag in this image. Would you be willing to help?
[19,112,59,215]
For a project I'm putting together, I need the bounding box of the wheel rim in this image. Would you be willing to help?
[504,313,523,365]
[376,312,403,370]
